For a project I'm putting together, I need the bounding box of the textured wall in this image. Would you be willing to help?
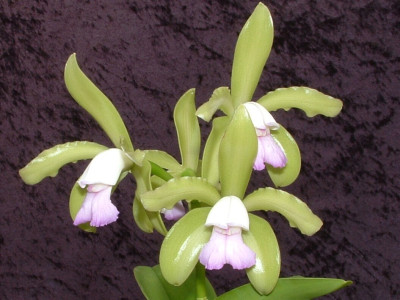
[1,0,399,299]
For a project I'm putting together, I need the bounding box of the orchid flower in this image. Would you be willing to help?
[73,148,132,227]
[161,201,186,221]
[243,102,287,170]
[199,196,255,270]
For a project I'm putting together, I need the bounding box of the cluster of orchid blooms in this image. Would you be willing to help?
[19,3,348,298]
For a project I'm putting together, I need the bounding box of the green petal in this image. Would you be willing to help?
[217,277,352,299]
[174,89,201,171]
[267,125,301,187]
[231,3,274,108]
[19,141,108,185]
[134,264,217,300]
[243,188,322,236]
[144,150,184,175]
[257,87,343,117]
[133,161,167,235]
[201,116,229,186]
[141,177,221,211]
[196,87,233,122]
[160,208,212,285]
[219,105,257,198]
[64,53,134,151]
[69,182,96,233]
[243,214,280,295]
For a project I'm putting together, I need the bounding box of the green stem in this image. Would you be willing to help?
[149,161,173,181]
[195,263,208,300]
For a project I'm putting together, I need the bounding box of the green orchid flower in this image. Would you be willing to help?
[196,3,343,188]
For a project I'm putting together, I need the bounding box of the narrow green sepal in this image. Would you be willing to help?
[267,125,301,187]
[174,88,201,171]
[64,53,134,151]
[19,141,108,185]
[257,87,343,117]
[244,188,322,236]
[219,105,257,198]
[141,177,221,211]
[231,3,274,107]
[244,214,280,295]
[216,277,352,299]
[196,87,233,121]
[201,116,229,186]
[160,208,212,286]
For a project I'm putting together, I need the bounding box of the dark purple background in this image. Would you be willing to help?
[1,1,399,299]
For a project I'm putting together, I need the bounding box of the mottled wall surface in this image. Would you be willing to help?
[1,0,399,299]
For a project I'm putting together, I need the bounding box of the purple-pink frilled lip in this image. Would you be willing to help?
[73,148,132,227]
[199,196,256,270]
[243,102,287,171]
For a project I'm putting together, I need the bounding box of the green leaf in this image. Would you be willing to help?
[141,177,221,211]
[231,3,274,108]
[196,87,233,121]
[160,208,212,286]
[244,214,280,295]
[257,87,343,117]
[144,150,184,175]
[217,277,352,299]
[243,188,322,236]
[134,264,217,300]
[64,53,133,151]
[267,125,301,187]
[69,182,96,233]
[201,116,229,186]
[219,105,257,198]
[19,141,108,185]
[132,160,167,235]
[174,89,201,171]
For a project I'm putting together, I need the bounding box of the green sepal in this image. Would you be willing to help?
[243,188,322,236]
[257,87,343,117]
[231,3,274,108]
[132,160,167,235]
[201,116,229,186]
[64,53,134,151]
[141,177,221,211]
[160,207,212,286]
[19,141,108,185]
[196,87,234,122]
[174,88,201,171]
[144,150,184,175]
[217,277,352,299]
[243,214,280,295]
[134,264,217,300]
[267,125,301,187]
[69,182,96,233]
[219,105,257,198]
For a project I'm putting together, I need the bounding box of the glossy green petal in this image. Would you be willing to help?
[144,150,184,174]
[267,125,301,187]
[231,3,274,108]
[174,89,201,171]
[132,160,167,235]
[141,177,221,211]
[69,182,96,233]
[64,53,133,151]
[243,214,280,295]
[196,87,233,122]
[160,207,212,286]
[134,264,217,300]
[216,277,352,299]
[219,105,257,198]
[19,141,108,185]
[243,188,323,236]
[257,87,343,117]
[201,116,229,186]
